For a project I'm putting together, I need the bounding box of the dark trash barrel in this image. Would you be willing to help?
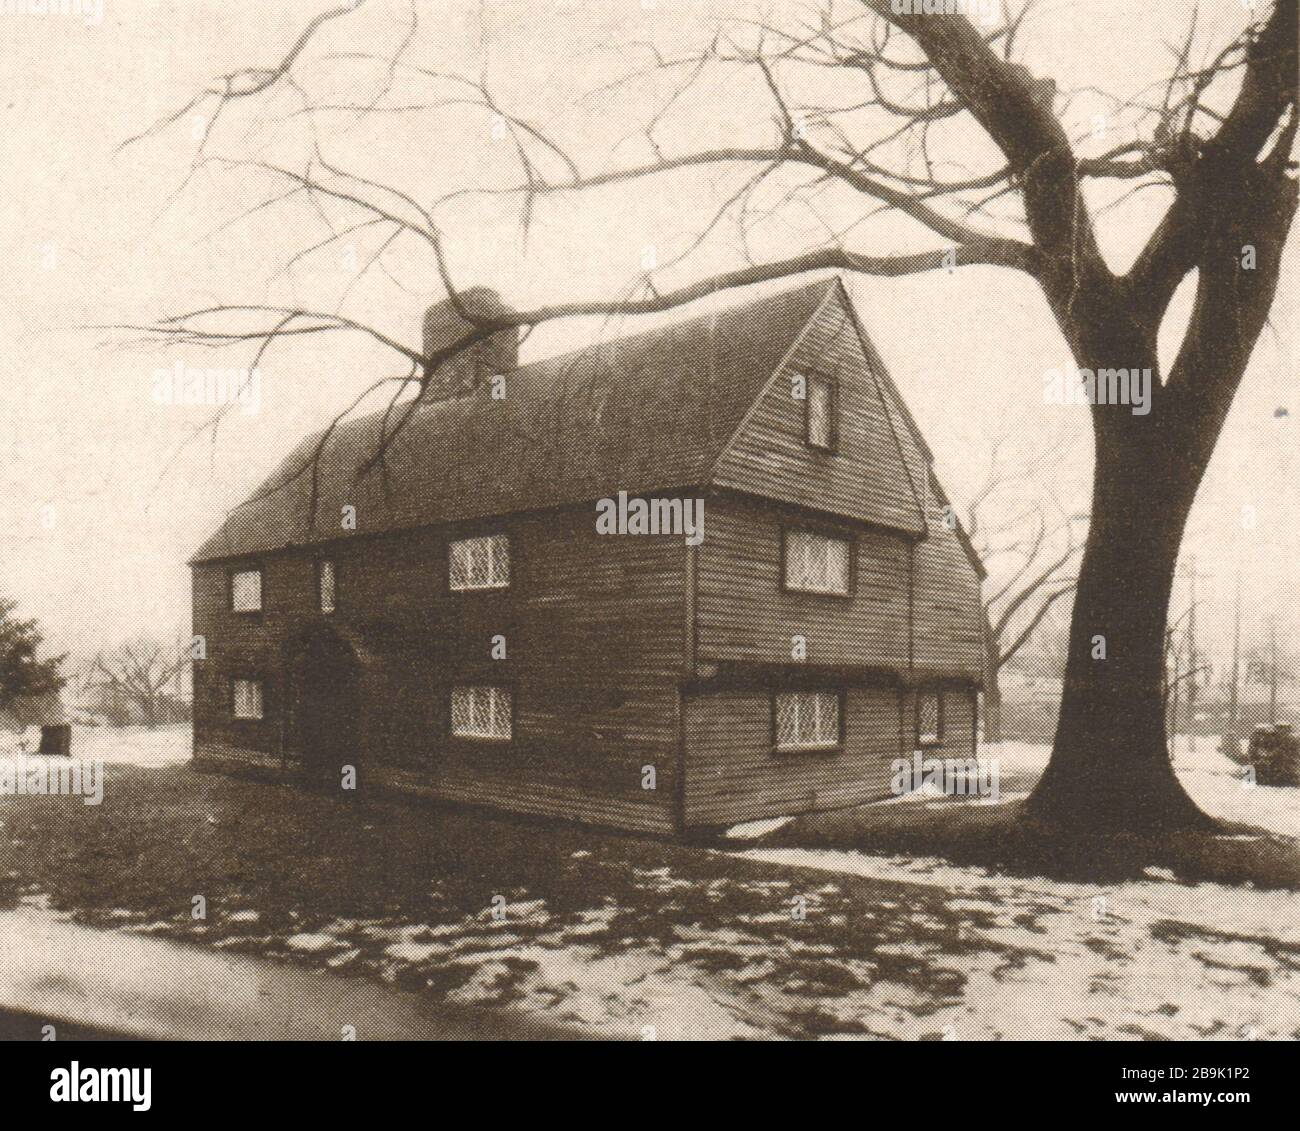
[39,724,71,757]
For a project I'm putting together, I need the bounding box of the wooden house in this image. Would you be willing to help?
[190,278,985,833]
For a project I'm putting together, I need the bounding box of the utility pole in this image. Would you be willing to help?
[1225,570,1241,757]
[1169,636,1182,758]
[174,630,184,698]
[1173,558,1210,757]
[1187,557,1198,755]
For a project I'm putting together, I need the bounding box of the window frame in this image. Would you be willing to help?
[448,532,512,593]
[449,684,515,742]
[316,558,337,614]
[228,565,264,614]
[917,687,945,747]
[771,689,845,754]
[780,525,855,598]
[230,676,265,721]
[803,372,838,452]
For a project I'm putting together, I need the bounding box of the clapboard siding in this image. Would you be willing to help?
[706,286,982,679]
[192,565,283,755]
[683,686,902,825]
[193,740,676,833]
[862,330,984,677]
[193,502,687,831]
[913,472,986,675]
[902,684,979,758]
[711,295,925,534]
[696,492,910,667]
[193,278,985,835]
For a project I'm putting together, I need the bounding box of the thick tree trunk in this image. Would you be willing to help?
[1025,139,1297,836]
[1026,421,1213,833]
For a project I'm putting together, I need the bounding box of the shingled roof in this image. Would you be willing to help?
[191,278,920,563]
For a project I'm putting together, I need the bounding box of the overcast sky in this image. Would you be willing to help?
[1,0,1296,667]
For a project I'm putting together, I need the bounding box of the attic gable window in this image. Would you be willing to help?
[805,374,837,450]
[449,534,510,591]
[774,691,842,752]
[230,568,262,612]
[451,685,512,741]
[783,530,851,595]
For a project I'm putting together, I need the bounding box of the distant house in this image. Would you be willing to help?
[190,278,985,833]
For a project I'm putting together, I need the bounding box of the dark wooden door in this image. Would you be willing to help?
[294,634,359,781]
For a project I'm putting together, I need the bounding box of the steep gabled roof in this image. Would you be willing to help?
[192,279,839,563]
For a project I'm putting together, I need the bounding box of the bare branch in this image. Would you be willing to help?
[118,1,368,153]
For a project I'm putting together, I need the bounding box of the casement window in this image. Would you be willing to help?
[918,689,944,745]
[230,568,263,612]
[774,691,842,752]
[451,685,513,741]
[449,534,510,591]
[318,559,336,614]
[232,678,264,721]
[783,530,852,595]
[805,374,837,450]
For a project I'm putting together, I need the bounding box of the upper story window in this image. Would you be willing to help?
[451,685,512,741]
[230,568,263,612]
[805,374,837,450]
[783,530,851,595]
[318,560,336,614]
[449,533,510,591]
[232,678,264,720]
[774,691,842,752]
[918,689,944,745]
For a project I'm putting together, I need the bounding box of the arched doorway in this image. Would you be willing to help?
[286,626,361,783]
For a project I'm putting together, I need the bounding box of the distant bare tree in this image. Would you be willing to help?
[1162,602,1211,751]
[88,638,188,730]
[1242,622,1299,724]
[963,430,1086,742]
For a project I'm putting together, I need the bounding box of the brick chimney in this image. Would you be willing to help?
[420,286,518,400]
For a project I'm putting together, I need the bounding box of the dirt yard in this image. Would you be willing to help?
[1,726,1297,1039]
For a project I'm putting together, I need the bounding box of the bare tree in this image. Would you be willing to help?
[115,0,1298,835]
[963,430,1086,743]
[1162,601,1211,751]
[88,638,188,730]
[1243,622,1299,724]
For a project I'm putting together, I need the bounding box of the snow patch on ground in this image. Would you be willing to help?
[0,724,190,769]
[725,817,794,840]
[4,728,1296,1040]
[984,740,1299,837]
